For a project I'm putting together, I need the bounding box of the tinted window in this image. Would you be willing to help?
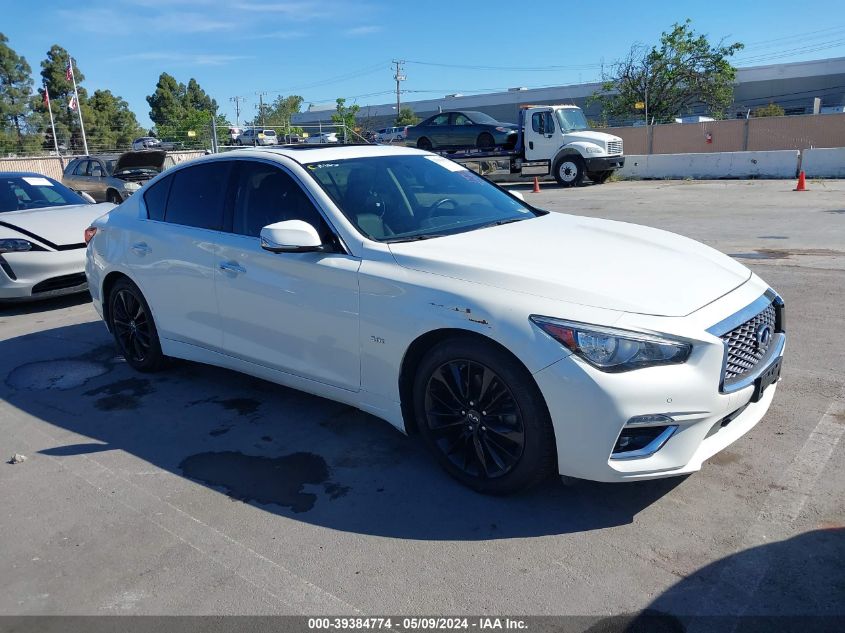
[231,161,328,238]
[464,111,497,124]
[164,162,231,230]
[74,160,90,176]
[142,174,173,221]
[428,114,449,126]
[64,159,80,175]
[453,114,471,126]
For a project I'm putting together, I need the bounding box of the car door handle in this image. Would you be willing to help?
[219,261,246,275]
[131,242,151,255]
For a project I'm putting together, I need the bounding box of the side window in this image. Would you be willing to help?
[453,114,471,126]
[74,160,90,176]
[531,113,543,133]
[231,162,328,239]
[65,159,79,175]
[143,174,173,221]
[90,162,104,177]
[165,162,231,230]
[429,114,449,126]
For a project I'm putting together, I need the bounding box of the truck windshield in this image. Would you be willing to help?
[305,155,539,242]
[555,109,589,132]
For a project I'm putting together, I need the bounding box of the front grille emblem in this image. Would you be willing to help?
[755,323,772,351]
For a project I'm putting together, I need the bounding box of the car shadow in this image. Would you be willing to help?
[2,321,684,541]
[582,528,845,631]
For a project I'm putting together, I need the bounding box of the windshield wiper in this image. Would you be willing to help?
[475,216,529,230]
[386,234,440,243]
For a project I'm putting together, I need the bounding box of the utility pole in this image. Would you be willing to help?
[230,96,246,127]
[392,60,406,122]
[255,91,268,127]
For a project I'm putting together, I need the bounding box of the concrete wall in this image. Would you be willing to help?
[0,151,206,181]
[605,113,845,156]
[618,151,800,180]
[802,148,845,178]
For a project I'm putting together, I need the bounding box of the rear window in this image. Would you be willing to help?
[142,174,173,222]
[164,162,231,230]
[264,130,276,136]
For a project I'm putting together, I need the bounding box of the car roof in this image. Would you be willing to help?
[192,144,430,165]
[0,171,59,179]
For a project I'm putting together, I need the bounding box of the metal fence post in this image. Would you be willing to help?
[210,117,219,153]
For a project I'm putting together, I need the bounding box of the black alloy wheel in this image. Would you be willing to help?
[414,338,556,494]
[477,132,495,150]
[109,279,167,372]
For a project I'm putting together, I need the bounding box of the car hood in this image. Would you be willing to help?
[114,150,167,173]
[388,212,751,317]
[0,203,114,247]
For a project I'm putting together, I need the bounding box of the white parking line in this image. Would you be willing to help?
[690,392,845,627]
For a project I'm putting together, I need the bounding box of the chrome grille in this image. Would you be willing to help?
[607,140,623,156]
[721,303,776,380]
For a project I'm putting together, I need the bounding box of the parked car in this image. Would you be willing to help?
[405,110,518,150]
[85,145,785,494]
[132,137,161,150]
[63,151,175,204]
[1,172,114,301]
[238,128,277,146]
[304,132,338,144]
[375,127,407,143]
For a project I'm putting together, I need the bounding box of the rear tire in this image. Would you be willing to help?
[108,278,168,373]
[477,133,495,150]
[553,155,585,187]
[417,137,433,151]
[413,337,556,494]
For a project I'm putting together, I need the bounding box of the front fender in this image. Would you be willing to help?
[553,142,604,164]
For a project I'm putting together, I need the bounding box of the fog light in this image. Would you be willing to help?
[611,425,677,460]
[626,414,675,426]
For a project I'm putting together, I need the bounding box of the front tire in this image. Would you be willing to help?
[107,190,122,204]
[554,155,585,187]
[109,278,167,373]
[477,133,495,150]
[413,337,556,494]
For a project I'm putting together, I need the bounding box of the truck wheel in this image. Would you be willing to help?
[554,155,585,187]
[417,137,433,151]
[477,133,495,150]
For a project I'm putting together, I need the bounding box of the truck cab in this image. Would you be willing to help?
[521,105,624,186]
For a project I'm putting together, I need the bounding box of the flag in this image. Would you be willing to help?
[68,96,77,111]
[65,59,73,81]
[43,88,50,106]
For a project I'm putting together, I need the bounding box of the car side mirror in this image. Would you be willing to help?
[260,220,326,253]
[80,192,97,204]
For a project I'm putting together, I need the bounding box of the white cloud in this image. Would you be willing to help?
[345,25,381,36]
[114,52,252,66]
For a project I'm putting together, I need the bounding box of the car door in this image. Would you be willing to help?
[126,160,233,350]
[424,113,451,147]
[87,159,108,201]
[525,109,559,161]
[452,112,477,147]
[65,159,90,194]
[212,159,361,391]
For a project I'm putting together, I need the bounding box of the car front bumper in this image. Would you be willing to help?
[0,249,88,300]
[585,156,625,171]
[533,289,784,482]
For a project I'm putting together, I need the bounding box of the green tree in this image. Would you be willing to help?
[395,107,419,126]
[146,73,219,148]
[592,20,743,124]
[752,102,785,118]
[39,44,88,151]
[147,72,186,127]
[0,33,39,153]
[247,94,304,138]
[331,98,360,143]
[87,89,144,151]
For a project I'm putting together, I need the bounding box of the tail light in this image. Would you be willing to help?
[84,226,97,245]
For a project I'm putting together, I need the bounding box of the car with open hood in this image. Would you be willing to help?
[84,145,785,493]
[1,172,113,301]
[63,150,175,204]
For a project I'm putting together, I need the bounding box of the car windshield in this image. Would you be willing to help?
[0,175,87,213]
[464,111,498,125]
[555,108,590,132]
[305,155,539,242]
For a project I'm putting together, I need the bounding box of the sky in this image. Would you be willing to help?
[3,0,845,128]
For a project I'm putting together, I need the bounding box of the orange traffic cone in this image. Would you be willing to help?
[532,176,541,193]
[794,170,808,191]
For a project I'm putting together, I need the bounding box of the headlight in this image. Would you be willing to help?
[585,146,604,154]
[122,182,142,192]
[0,239,32,254]
[530,315,692,372]
[495,127,513,133]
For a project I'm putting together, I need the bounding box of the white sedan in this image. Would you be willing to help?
[1,172,113,301]
[84,146,785,493]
